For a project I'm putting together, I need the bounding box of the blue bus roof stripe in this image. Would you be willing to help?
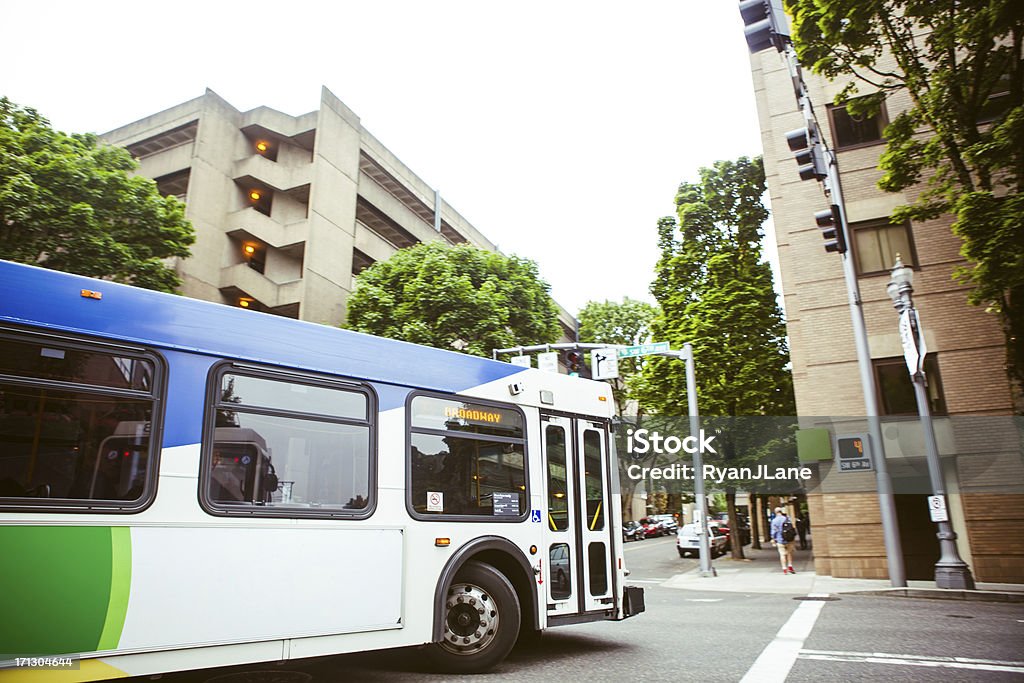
[0,261,527,395]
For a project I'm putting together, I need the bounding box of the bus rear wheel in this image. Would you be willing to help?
[426,560,521,673]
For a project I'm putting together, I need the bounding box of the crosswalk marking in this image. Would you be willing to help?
[798,649,1024,674]
[740,596,827,683]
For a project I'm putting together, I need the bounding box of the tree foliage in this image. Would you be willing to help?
[346,241,561,357]
[0,98,194,292]
[785,0,1024,403]
[636,157,796,557]
[638,156,794,419]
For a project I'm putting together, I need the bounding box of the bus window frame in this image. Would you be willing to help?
[198,361,378,520]
[0,326,166,514]
[405,390,530,523]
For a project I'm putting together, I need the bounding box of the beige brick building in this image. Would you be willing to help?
[749,49,1023,583]
[102,87,576,338]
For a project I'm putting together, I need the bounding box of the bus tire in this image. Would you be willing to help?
[426,560,521,673]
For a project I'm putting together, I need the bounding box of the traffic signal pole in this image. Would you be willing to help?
[824,150,907,587]
[684,343,715,576]
[740,0,906,586]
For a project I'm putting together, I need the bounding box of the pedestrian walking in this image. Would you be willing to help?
[795,515,808,550]
[770,506,796,574]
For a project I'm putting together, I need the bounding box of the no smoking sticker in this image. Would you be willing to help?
[427,491,444,512]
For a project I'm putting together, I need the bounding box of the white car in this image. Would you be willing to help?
[676,523,728,558]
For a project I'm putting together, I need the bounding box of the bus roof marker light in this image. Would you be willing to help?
[80,289,103,300]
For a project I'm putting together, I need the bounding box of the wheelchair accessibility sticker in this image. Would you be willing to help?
[531,509,542,523]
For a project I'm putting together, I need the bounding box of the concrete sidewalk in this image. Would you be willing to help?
[661,544,1024,601]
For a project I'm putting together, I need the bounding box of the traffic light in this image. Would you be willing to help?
[785,127,828,181]
[815,204,847,254]
[566,350,584,376]
[738,0,790,53]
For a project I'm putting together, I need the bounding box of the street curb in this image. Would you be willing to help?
[842,588,1024,603]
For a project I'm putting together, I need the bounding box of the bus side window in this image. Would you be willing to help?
[203,368,374,516]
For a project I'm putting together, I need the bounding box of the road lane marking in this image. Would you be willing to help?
[739,596,827,683]
[798,650,1024,674]
[684,598,723,602]
[627,578,671,583]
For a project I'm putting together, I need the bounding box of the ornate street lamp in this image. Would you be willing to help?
[886,256,975,589]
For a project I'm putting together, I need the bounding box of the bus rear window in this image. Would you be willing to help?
[0,334,161,510]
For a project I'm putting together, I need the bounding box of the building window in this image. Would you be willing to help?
[978,73,1013,124]
[874,355,947,416]
[408,394,527,520]
[828,98,887,150]
[852,218,916,276]
[0,332,163,510]
[154,169,190,201]
[202,365,375,517]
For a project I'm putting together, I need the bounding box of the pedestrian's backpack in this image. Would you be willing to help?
[781,519,796,543]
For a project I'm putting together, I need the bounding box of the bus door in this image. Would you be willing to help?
[541,415,614,617]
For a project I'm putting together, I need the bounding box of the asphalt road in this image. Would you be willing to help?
[128,535,1024,682]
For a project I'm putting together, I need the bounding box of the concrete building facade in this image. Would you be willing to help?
[103,87,576,337]
[749,49,1023,583]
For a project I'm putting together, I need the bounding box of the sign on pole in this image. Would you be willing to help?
[899,309,926,376]
[537,352,559,373]
[591,348,620,380]
[510,355,531,368]
[617,342,670,359]
[928,495,949,522]
[835,434,873,472]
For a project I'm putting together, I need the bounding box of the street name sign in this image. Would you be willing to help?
[510,355,531,368]
[617,342,670,359]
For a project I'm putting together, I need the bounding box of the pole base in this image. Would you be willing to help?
[935,564,975,590]
[699,568,718,578]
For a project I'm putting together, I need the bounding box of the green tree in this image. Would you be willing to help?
[0,98,194,292]
[636,156,796,558]
[346,241,560,356]
[578,297,659,519]
[784,0,1024,406]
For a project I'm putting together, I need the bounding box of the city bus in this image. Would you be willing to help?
[0,259,644,681]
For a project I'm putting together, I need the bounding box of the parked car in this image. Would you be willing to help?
[710,514,752,549]
[639,518,664,538]
[677,523,728,558]
[623,520,645,542]
[650,514,679,535]
[708,521,732,551]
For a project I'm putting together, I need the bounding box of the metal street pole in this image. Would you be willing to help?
[684,343,715,577]
[825,158,907,588]
[887,258,975,589]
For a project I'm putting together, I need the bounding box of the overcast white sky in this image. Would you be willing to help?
[4,0,772,314]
